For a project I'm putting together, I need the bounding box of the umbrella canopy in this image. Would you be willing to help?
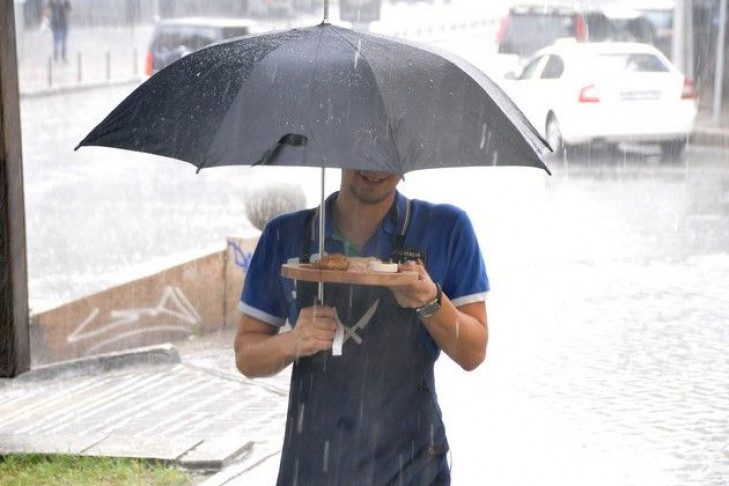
[76,23,551,175]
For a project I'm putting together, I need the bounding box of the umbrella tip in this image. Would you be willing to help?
[323,0,330,24]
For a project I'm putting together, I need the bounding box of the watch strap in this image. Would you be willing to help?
[416,282,442,318]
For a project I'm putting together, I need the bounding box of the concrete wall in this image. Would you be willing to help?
[30,236,259,365]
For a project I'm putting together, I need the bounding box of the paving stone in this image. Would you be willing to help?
[83,434,201,461]
[177,437,253,470]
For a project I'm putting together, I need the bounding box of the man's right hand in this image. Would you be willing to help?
[290,305,338,359]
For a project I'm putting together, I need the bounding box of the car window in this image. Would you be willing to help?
[597,53,669,73]
[610,18,655,43]
[154,25,219,52]
[519,55,545,80]
[504,13,575,41]
[639,9,673,29]
[541,55,564,79]
[501,13,576,53]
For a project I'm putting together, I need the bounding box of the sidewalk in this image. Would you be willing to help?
[0,329,287,484]
[692,103,729,149]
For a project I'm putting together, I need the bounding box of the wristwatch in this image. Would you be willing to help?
[416,282,443,318]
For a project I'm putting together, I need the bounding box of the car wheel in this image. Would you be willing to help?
[545,115,565,156]
[660,138,688,162]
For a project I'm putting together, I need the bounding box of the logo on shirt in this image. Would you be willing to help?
[391,247,427,266]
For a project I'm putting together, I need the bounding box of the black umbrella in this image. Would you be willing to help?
[76,18,551,297]
[77,23,549,173]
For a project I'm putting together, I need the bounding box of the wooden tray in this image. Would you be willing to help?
[281,263,418,287]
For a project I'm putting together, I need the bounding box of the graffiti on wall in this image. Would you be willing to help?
[68,285,202,355]
[228,241,254,274]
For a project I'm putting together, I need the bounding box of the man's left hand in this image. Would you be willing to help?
[391,261,438,309]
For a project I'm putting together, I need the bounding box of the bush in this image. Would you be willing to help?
[245,184,307,231]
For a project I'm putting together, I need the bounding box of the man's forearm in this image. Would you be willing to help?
[420,297,487,371]
[235,328,297,378]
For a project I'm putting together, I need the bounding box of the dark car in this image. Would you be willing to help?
[495,5,589,58]
[145,17,259,76]
[633,4,674,57]
[602,8,657,45]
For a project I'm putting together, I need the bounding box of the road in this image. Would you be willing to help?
[16,25,729,486]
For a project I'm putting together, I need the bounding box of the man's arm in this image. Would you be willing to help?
[420,297,487,371]
[392,262,487,371]
[234,306,338,378]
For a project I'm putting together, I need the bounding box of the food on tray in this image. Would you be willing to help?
[367,262,398,273]
[348,257,380,272]
[313,253,350,271]
[311,255,398,273]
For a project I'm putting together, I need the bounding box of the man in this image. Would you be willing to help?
[46,0,71,63]
[235,169,489,485]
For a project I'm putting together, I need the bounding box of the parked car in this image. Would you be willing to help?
[502,41,696,160]
[582,11,613,42]
[602,7,657,45]
[145,17,260,76]
[632,1,675,57]
[495,5,588,59]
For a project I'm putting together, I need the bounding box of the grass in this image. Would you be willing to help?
[0,454,194,486]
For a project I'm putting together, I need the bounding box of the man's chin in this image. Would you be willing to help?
[353,190,394,205]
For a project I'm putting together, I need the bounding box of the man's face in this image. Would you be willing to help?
[341,170,401,204]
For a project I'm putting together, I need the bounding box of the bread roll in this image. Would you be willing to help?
[314,253,349,271]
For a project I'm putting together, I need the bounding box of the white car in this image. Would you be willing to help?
[501,41,696,159]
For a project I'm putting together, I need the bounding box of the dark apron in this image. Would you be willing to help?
[276,200,450,486]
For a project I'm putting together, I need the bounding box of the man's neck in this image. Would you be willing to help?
[333,191,395,249]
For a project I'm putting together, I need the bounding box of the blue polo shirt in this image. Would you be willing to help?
[240,190,489,328]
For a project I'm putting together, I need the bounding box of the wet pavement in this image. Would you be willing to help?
[4,146,729,485]
[396,149,729,486]
[0,329,287,481]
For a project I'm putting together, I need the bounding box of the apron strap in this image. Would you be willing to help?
[392,197,412,254]
[301,207,318,263]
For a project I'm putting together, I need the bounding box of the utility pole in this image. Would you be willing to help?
[685,0,694,79]
[672,0,686,73]
[714,0,727,124]
[1,0,31,377]
[673,0,696,80]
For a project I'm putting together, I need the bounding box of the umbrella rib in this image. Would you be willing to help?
[305,25,328,158]
[346,30,551,171]
[327,27,404,176]
[200,29,309,169]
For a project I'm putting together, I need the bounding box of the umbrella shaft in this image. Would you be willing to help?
[318,167,325,303]
[323,0,329,23]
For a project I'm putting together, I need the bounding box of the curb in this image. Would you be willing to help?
[16,343,181,382]
[0,433,254,473]
[20,77,143,99]
[198,442,281,486]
